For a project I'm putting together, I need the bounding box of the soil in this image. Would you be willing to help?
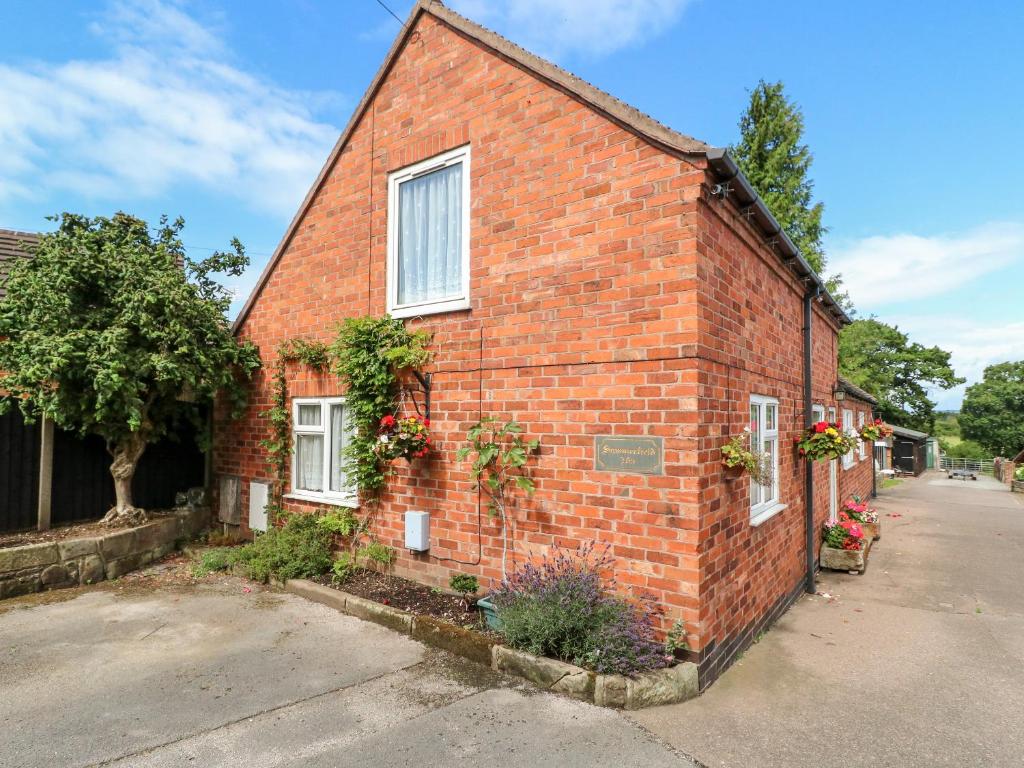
[314,569,491,632]
[0,520,116,550]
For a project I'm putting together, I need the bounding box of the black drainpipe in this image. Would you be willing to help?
[870,407,879,499]
[803,286,820,594]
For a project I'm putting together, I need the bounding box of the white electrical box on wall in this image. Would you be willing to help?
[405,511,430,552]
[249,481,269,532]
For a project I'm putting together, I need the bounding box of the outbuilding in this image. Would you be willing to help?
[891,425,930,476]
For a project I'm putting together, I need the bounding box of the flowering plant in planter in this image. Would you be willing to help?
[374,414,430,462]
[841,496,878,524]
[823,515,865,551]
[721,428,773,485]
[796,421,857,461]
[859,418,893,442]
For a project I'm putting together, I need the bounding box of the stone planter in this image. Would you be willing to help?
[476,594,501,630]
[820,539,871,574]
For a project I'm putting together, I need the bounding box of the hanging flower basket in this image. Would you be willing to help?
[859,419,893,442]
[721,429,773,486]
[840,497,880,541]
[796,421,857,461]
[375,414,431,462]
[821,516,870,573]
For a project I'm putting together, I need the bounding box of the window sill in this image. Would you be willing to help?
[750,503,788,528]
[389,298,470,319]
[284,492,359,509]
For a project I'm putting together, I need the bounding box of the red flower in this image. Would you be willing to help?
[380,414,396,428]
[423,418,430,426]
[814,421,828,433]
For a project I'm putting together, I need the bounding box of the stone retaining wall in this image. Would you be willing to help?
[0,506,210,600]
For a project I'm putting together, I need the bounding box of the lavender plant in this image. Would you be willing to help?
[491,543,670,675]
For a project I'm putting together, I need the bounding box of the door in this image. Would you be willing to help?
[828,406,838,521]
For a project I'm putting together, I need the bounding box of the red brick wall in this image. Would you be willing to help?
[689,190,873,683]
[216,12,706,639]
[214,11,867,676]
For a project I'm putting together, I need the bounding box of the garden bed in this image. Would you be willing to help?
[1,520,115,550]
[286,578,698,710]
[312,569,488,631]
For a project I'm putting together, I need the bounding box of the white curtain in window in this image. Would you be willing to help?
[397,163,462,305]
[329,404,348,493]
[296,434,323,491]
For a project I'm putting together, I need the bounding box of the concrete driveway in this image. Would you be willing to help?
[0,564,693,768]
[632,471,1024,767]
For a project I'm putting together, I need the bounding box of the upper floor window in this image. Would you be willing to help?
[386,145,471,318]
[750,394,780,519]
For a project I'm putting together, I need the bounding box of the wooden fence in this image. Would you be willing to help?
[1,410,206,534]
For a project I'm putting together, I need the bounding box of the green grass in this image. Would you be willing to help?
[881,477,903,489]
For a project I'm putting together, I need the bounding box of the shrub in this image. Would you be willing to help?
[331,552,357,583]
[449,573,479,608]
[363,541,395,566]
[233,513,333,582]
[491,544,669,675]
[191,547,239,577]
[316,509,362,537]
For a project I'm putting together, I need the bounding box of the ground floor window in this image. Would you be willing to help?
[290,397,355,505]
[750,395,780,518]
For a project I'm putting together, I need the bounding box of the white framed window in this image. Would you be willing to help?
[858,411,866,460]
[842,409,855,470]
[386,145,471,319]
[812,404,825,424]
[288,397,356,507]
[750,395,781,522]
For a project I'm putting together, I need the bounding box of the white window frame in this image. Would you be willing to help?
[749,394,783,525]
[287,397,357,508]
[858,411,866,461]
[842,408,855,470]
[386,145,472,319]
[812,404,825,424]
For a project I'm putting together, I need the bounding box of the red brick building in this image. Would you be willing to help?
[215,0,875,688]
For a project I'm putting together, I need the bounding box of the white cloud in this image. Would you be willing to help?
[829,222,1024,309]
[874,315,1024,411]
[448,0,693,59]
[0,0,341,217]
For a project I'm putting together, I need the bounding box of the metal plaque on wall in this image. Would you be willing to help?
[594,436,664,475]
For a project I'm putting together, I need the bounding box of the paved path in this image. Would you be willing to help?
[0,569,693,768]
[632,471,1024,767]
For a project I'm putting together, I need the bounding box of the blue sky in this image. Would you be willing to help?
[2,0,1022,409]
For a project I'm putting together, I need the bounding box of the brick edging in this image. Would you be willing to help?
[285,578,698,709]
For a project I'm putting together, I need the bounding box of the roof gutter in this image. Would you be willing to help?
[704,148,851,327]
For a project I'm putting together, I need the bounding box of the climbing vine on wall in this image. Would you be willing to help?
[259,338,330,524]
[329,315,432,497]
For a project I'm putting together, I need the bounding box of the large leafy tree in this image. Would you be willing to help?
[731,80,828,274]
[960,361,1024,457]
[838,318,963,432]
[0,213,261,524]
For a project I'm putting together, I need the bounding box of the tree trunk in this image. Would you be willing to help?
[102,435,149,527]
